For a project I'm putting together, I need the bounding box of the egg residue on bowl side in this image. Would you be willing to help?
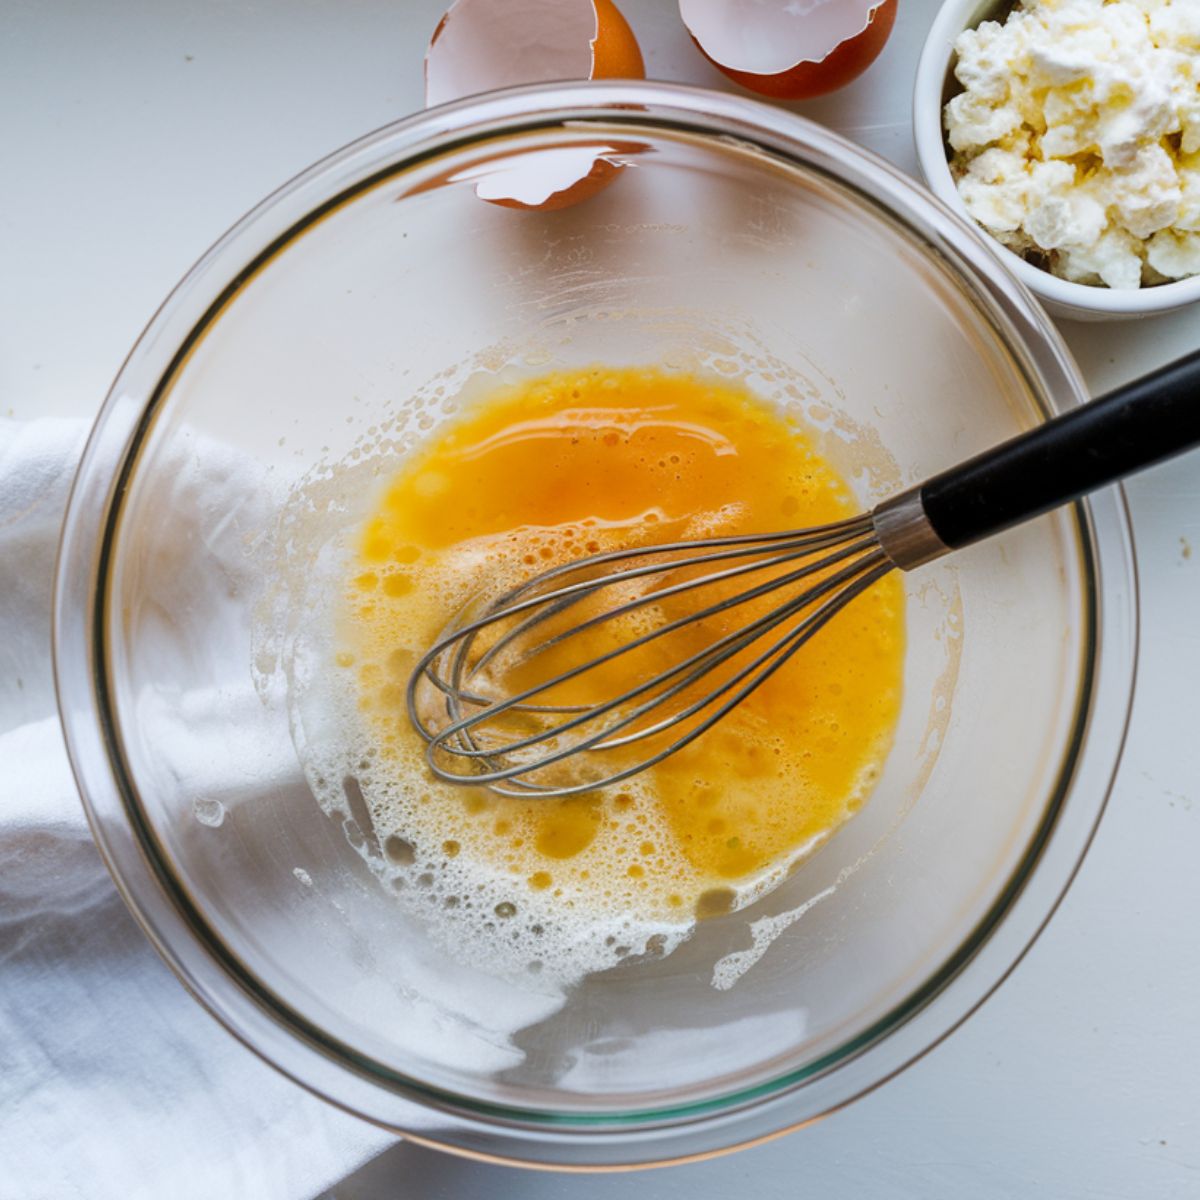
[326,367,904,983]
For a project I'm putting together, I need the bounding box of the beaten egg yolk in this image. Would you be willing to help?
[342,367,904,920]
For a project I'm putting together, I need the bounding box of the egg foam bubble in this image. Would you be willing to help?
[320,366,905,985]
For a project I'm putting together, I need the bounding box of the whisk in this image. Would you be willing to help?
[407,351,1200,798]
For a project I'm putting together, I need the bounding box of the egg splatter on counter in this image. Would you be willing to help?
[332,367,904,981]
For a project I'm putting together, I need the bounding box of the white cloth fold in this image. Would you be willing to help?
[0,418,391,1200]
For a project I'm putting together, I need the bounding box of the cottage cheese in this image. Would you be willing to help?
[945,0,1200,288]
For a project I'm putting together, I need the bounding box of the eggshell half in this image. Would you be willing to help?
[425,0,644,209]
[680,0,897,100]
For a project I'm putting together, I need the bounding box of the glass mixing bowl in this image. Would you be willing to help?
[54,82,1136,1168]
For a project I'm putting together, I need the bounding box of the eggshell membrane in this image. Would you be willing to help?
[425,0,644,209]
[680,0,897,100]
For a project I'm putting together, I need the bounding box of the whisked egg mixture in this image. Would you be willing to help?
[327,367,904,982]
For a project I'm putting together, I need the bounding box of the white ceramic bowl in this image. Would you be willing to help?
[914,0,1200,322]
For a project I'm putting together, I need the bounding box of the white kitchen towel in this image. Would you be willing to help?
[0,417,392,1200]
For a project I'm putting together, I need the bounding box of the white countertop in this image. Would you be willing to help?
[6,1,1199,1196]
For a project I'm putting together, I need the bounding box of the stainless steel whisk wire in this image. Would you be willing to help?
[408,514,892,797]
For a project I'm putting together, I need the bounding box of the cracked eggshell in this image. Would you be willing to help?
[425,0,644,210]
[680,0,897,100]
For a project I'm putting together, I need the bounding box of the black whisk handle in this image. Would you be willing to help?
[919,348,1200,551]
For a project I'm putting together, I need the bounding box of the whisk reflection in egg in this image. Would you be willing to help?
[409,349,1200,797]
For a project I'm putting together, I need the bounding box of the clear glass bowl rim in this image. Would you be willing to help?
[52,80,1138,1170]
